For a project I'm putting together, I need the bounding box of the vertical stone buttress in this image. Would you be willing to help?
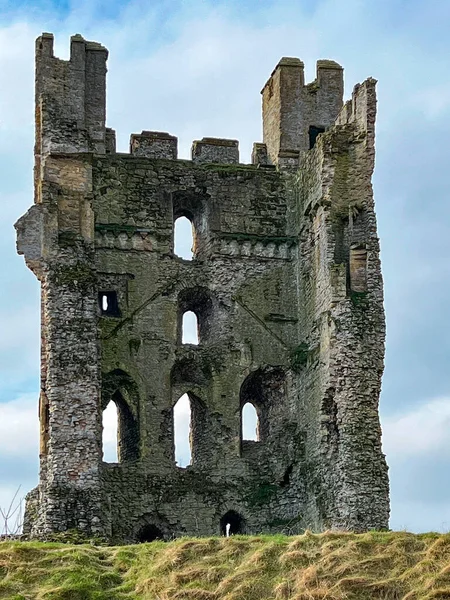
[17,33,108,536]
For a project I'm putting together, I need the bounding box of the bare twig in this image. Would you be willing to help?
[1,486,24,537]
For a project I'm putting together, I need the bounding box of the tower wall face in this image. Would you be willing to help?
[16,34,389,541]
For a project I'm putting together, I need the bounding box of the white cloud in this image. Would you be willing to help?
[0,394,38,457]
[383,398,450,459]
[102,401,118,463]
[0,22,34,131]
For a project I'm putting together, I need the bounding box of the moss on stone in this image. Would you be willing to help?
[350,290,368,308]
[53,263,95,290]
[290,342,309,372]
[220,231,297,245]
[246,482,279,506]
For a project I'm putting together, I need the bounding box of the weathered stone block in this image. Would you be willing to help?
[191,137,239,164]
[130,131,178,159]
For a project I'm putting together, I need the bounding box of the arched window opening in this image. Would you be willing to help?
[241,403,259,441]
[239,368,286,450]
[174,394,192,467]
[178,287,214,345]
[182,311,199,345]
[137,524,164,543]
[174,216,195,260]
[101,370,141,463]
[102,401,119,463]
[220,510,245,536]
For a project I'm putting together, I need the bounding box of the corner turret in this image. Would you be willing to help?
[260,57,343,168]
[34,33,108,199]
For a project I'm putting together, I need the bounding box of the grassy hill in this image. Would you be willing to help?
[1,531,450,599]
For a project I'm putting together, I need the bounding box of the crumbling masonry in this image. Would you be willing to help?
[16,33,389,541]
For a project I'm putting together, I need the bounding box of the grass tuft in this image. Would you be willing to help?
[1,532,450,599]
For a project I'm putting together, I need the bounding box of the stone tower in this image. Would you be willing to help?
[16,33,389,541]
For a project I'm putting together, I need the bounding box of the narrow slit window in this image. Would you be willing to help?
[182,311,199,345]
[102,401,119,463]
[174,216,194,260]
[174,394,191,467]
[242,402,258,441]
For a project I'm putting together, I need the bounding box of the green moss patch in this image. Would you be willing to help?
[290,342,309,372]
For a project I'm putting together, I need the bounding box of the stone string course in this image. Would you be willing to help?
[16,33,389,542]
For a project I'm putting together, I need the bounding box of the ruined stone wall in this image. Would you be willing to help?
[292,79,389,530]
[16,33,389,541]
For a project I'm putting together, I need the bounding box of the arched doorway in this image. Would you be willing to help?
[220,510,245,536]
[137,524,164,543]
[181,310,199,345]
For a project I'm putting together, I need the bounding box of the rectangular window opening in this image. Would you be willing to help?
[99,291,121,317]
[309,125,325,150]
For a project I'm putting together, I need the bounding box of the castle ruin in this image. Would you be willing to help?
[15,33,389,541]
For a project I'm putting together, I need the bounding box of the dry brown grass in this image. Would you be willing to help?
[0,531,449,599]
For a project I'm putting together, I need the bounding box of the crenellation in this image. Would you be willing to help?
[130,130,178,159]
[261,56,344,168]
[35,33,108,160]
[335,78,377,133]
[16,33,389,541]
[191,137,239,164]
[251,142,269,166]
[105,128,116,154]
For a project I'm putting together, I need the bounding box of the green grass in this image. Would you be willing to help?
[1,531,450,599]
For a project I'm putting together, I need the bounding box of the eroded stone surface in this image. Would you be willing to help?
[16,33,389,541]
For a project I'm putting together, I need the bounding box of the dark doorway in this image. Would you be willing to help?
[220,510,245,536]
[137,524,164,542]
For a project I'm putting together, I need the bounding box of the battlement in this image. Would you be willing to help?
[130,131,178,159]
[34,34,349,173]
[261,56,343,167]
[35,34,108,156]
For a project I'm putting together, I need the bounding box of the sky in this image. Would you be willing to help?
[1,0,450,533]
